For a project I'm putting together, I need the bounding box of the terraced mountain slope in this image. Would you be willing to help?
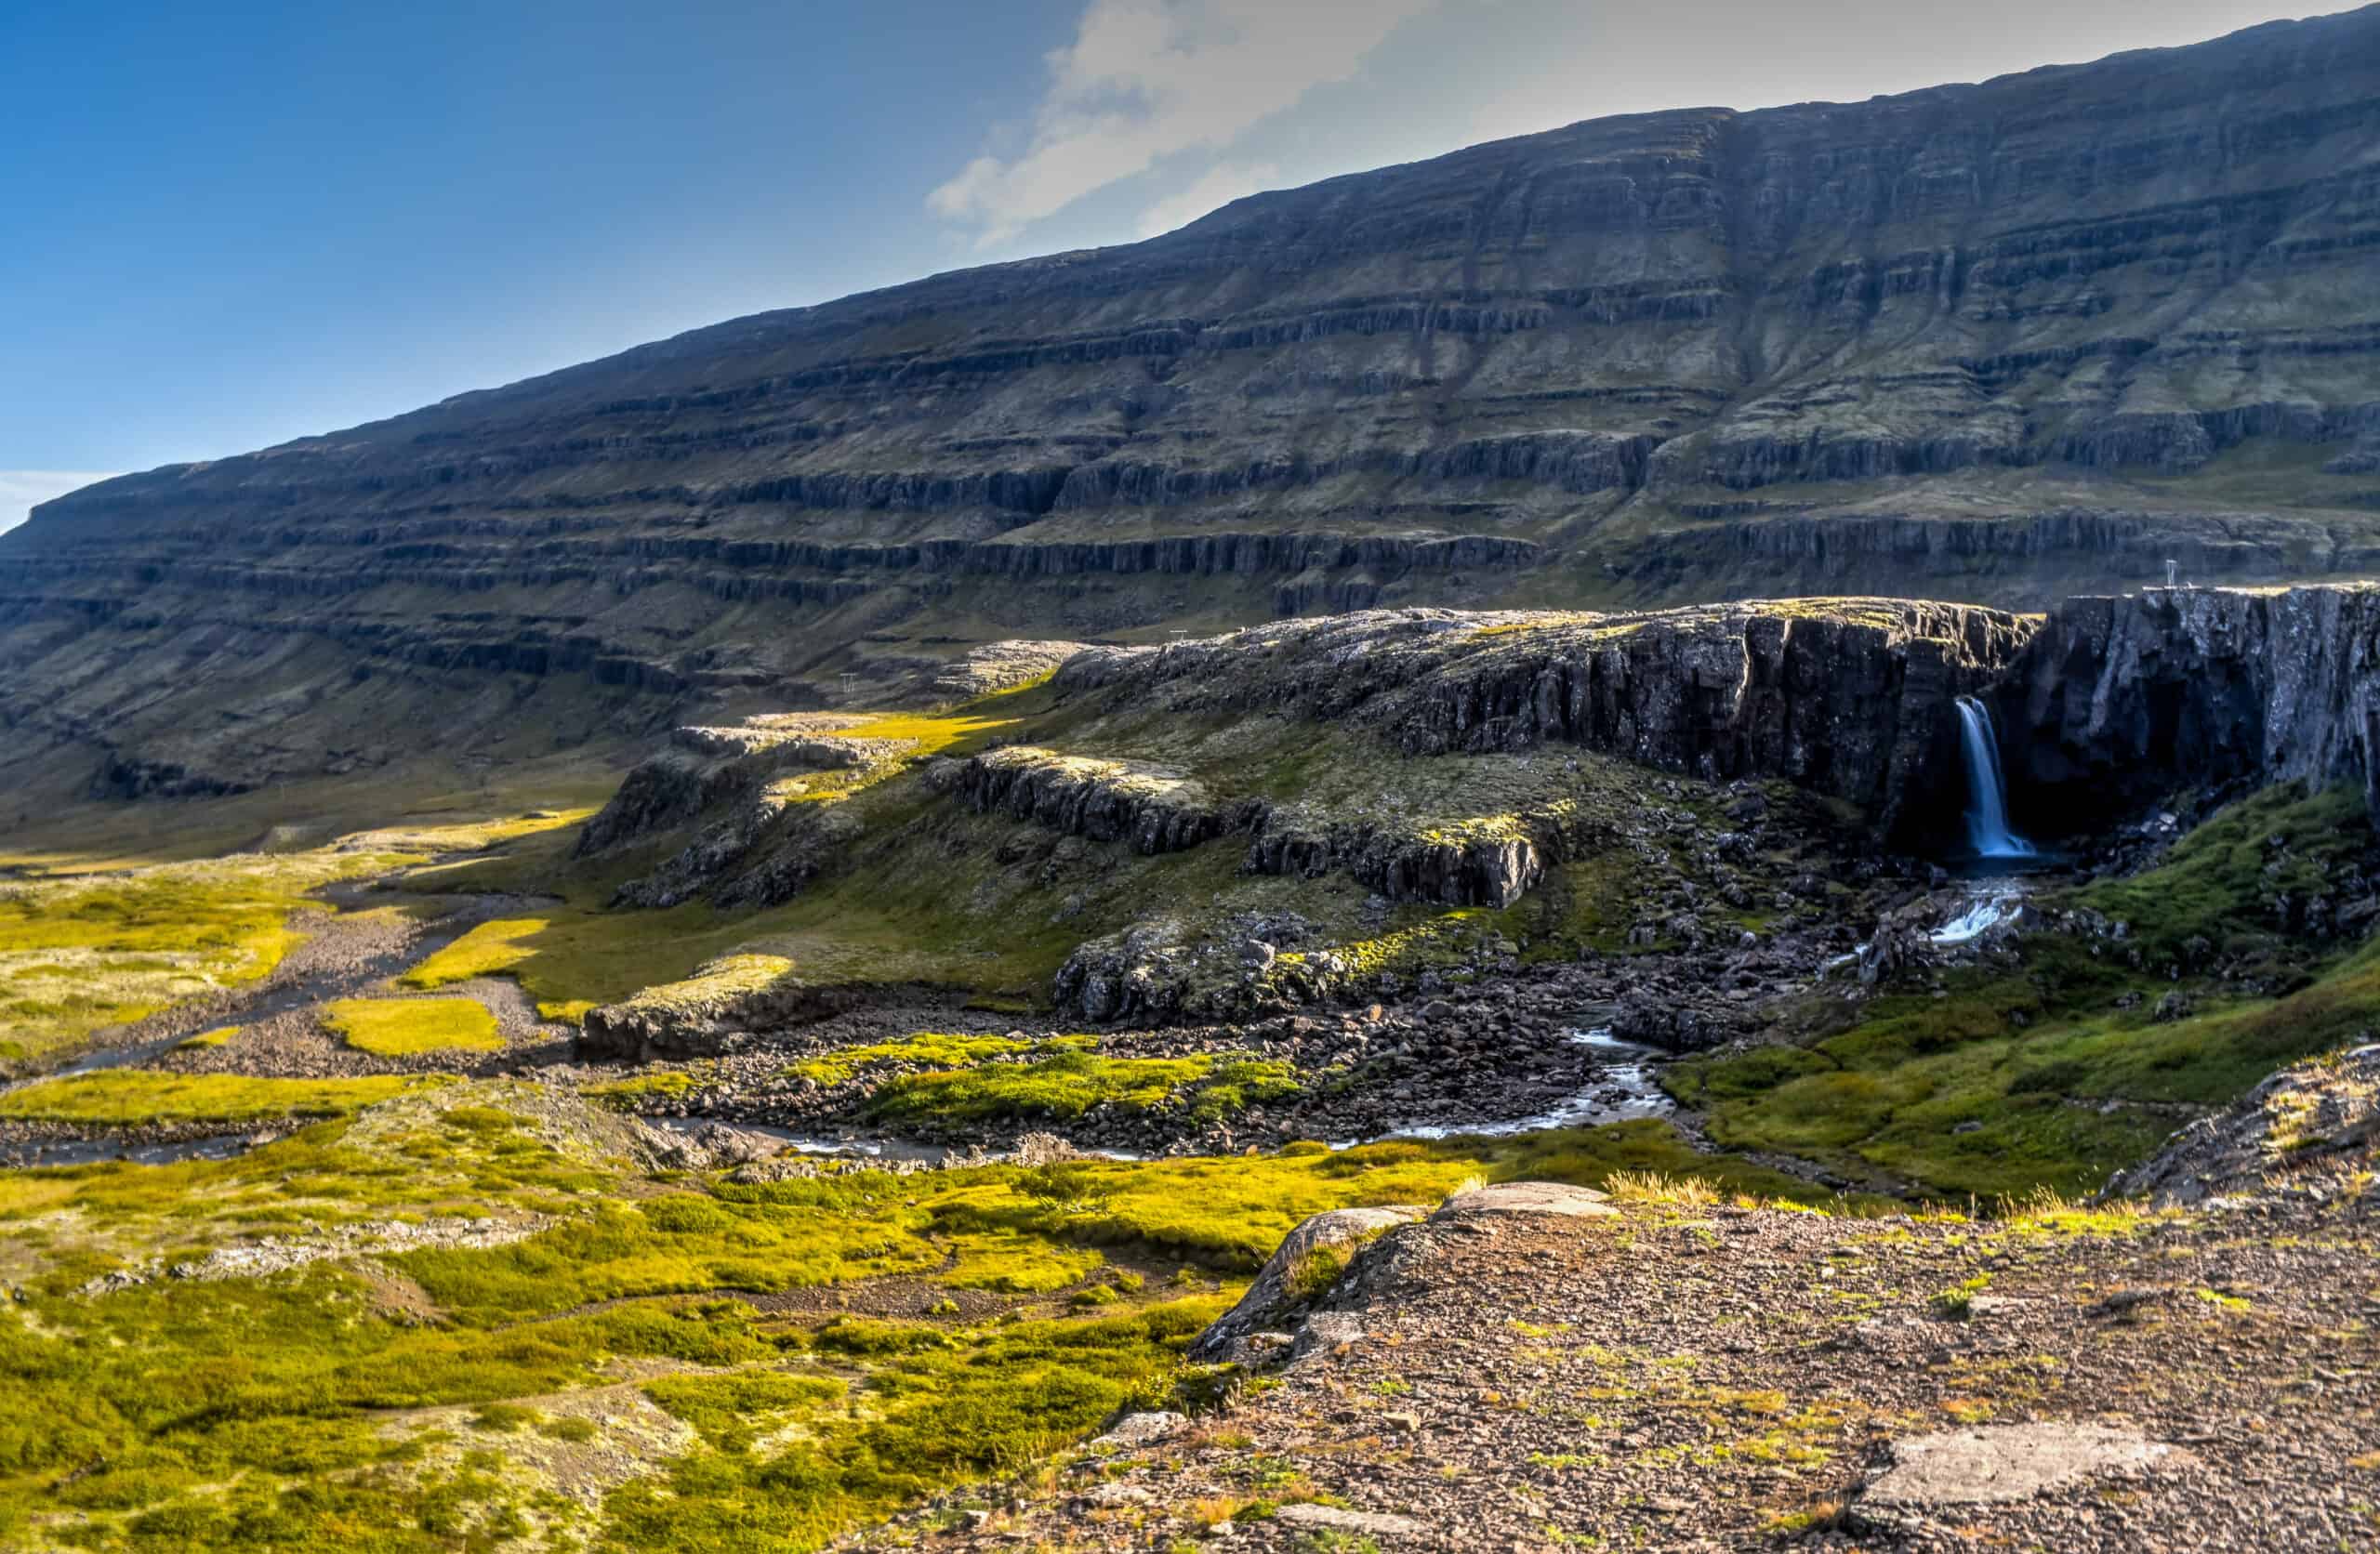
[7,9,2380,798]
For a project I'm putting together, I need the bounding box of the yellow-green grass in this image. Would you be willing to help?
[325,997,503,1056]
[0,1067,1856,1552]
[0,857,391,1064]
[787,1032,1053,1086]
[397,916,549,989]
[176,1025,238,1049]
[0,1071,425,1126]
[579,1068,702,1108]
[865,1047,1303,1126]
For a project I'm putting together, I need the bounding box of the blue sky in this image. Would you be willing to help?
[0,0,2320,529]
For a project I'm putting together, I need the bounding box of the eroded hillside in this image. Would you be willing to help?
[8,8,2380,795]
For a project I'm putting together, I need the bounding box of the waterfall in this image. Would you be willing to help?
[1954,696,2034,858]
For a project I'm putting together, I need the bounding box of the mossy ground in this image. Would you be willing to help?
[327,998,505,1056]
[0,797,587,1067]
[1673,783,2380,1197]
[0,1078,1845,1552]
[788,1033,1305,1128]
[0,859,369,1064]
[0,1072,430,1126]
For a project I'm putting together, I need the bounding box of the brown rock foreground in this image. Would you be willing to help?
[871,1180,2380,1552]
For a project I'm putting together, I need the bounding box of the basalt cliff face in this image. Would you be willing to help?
[8,8,2380,794]
[1061,599,2032,847]
[1998,582,2380,828]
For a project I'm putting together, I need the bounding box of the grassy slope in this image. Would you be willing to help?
[407,682,1843,1030]
[1673,784,2380,1197]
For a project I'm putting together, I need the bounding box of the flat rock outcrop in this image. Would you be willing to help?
[576,955,809,1062]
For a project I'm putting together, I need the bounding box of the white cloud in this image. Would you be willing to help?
[930,0,1436,245]
[1135,159,1280,238]
[0,470,118,536]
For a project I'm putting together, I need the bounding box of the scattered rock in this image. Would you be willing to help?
[1188,1205,1427,1361]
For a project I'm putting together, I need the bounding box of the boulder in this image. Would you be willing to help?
[1187,1205,1427,1362]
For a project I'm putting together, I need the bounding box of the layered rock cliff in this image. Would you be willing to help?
[1996,583,2380,828]
[8,8,2380,792]
[1062,600,2033,844]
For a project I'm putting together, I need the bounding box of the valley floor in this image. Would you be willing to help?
[4,628,2379,1550]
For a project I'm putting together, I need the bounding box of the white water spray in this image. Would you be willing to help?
[1954,695,2034,858]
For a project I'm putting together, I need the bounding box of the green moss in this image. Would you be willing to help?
[1676,783,2380,1198]
[642,1371,847,1451]
[176,1025,239,1049]
[2077,782,2373,971]
[0,1071,427,1126]
[787,1032,1047,1086]
[326,997,503,1056]
[855,1046,1298,1127]
[397,916,549,989]
[0,1060,1851,1552]
[0,857,407,1063]
[601,1299,1221,1553]
[580,1068,701,1110]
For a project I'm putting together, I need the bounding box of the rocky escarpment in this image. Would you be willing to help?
[1242,808,1560,911]
[1615,508,2380,601]
[942,748,1247,856]
[1996,583,2380,830]
[575,718,902,909]
[946,749,1587,908]
[7,9,2380,790]
[1064,600,2034,845]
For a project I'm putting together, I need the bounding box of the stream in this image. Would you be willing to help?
[1365,1027,1672,1143]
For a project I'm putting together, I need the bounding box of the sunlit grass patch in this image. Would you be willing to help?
[398,917,549,989]
[0,1070,425,1126]
[860,1047,1301,1126]
[580,1068,701,1110]
[0,854,406,1062]
[787,1032,1050,1086]
[326,997,503,1056]
[176,1025,239,1049]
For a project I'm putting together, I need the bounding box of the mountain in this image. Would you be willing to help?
[7,7,2380,797]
